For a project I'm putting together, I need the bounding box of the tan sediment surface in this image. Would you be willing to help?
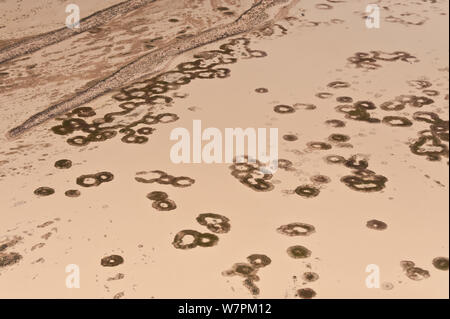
[6,0,291,138]
[0,0,448,298]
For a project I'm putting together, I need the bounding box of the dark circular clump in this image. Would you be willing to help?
[171,176,196,188]
[152,199,177,211]
[287,245,312,259]
[297,288,317,299]
[274,104,295,114]
[327,81,350,89]
[277,159,293,170]
[354,100,376,110]
[406,267,430,281]
[295,185,320,198]
[65,189,81,198]
[310,175,331,184]
[341,174,388,192]
[100,255,124,267]
[0,252,22,267]
[344,155,369,169]
[72,106,96,118]
[76,172,114,187]
[240,175,274,192]
[307,141,332,150]
[325,119,346,128]
[283,134,298,141]
[243,278,260,296]
[277,223,316,236]
[382,116,413,127]
[196,213,231,234]
[54,159,72,169]
[232,263,256,276]
[328,133,350,143]
[302,272,319,282]
[247,254,271,268]
[196,233,219,247]
[294,103,316,110]
[432,257,449,271]
[147,191,169,200]
[336,96,353,103]
[34,187,55,197]
[255,88,268,93]
[366,219,388,231]
[316,92,333,99]
[324,155,346,164]
[423,89,439,97]
[172,230,201,250]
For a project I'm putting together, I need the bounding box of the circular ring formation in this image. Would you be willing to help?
[100,254,124,267]
[135,170,195,188]
[196,213,231,234]
[76,171,114,188]
[287,245,312,259]
[146,191,177,211]
[295,185,320,198]
[34,187,55,197]
[172,230,219,250]
[277,223,316,236]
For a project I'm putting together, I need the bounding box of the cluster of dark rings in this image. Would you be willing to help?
[222,254,271,295]
[172,212,230,249]
[76,171,114,187]
[52,38,266,146]
[347,51,417,70]
[380,95,434,111]
[172,230,219,250]
[408,80,432,90]
[401,261,430,281]
[229,157,275,192]
[196,213,231,234]
[135,170,195,188]
[277,223,316,236]
[324,154,388,192]
[52,111,177,146]
[336,100,380,123]
[146,191,177,211]
[340,169,388,193]
[410,111,449,161]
